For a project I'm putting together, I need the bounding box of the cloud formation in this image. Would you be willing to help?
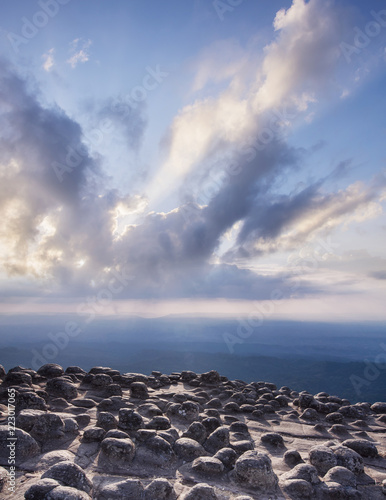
[0,0,385,305]
[67,38,92,68]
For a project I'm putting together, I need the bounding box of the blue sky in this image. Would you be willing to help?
[0,0,385,321]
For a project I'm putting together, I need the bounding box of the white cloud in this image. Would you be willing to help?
[148,0,344,204]
[42,48,55,72]
[67,38,92,68]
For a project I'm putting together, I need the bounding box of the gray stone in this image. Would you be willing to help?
[145,478,176,500]
[0,426,40,466]
[180,483,218,499]
[46,378,78,400]
[100,437,135,463]
[96,412,117,431]
[214,447,237,469]
[174,438,206,461]
[183,421,207,444]
[118,409,143,431]
[235,450,278,489]
[83,427,106,443]
[96,478,144,500]
[192,456,224,475]
[200,370,221,385]
[284,449,304,468]
[24,479,61,499]
[130,381,149,399]
[46,486,91,499]
[371,402,386,414]
[324,466,356,487]
[281,479,313,498]
[146,415,171,430]
[30,413,65,441]
[204,426,230,454]
[136,435,175,466]
[342,439,378,458]
[332,446,364,474]
[42,461,92,494]
[37,364,64,379]
[309,445,338,475]
[281,464,320,485]
[261,432,284,447]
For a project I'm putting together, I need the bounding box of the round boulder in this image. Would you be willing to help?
[235,450,278,490]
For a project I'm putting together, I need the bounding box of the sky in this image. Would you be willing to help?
[0,0,385,322]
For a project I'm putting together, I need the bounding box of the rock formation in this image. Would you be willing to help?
[0,363,385,498]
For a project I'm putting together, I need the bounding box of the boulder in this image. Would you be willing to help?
[174,438,206,461]
[37,364,64,379]
[0,426,40,466]
[46,378,78,400]
[235,451,278,489]
[41,461,92,494]
[100,437,135,463]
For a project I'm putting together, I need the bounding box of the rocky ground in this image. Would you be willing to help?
[0,364,385,499]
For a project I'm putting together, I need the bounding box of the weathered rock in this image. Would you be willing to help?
[342,439,378,458]
[96,478,144,499]
[214,447,237,469]
[46,486,91,499]
[30,413,65,441]
[41,461,92,494]
[118,409,143,431]
[326,412,344,424]
[130,381,149,399]
[180,371,197,382]
[183,421,207,444]
[284,449,304,468]
[17,391,48,411]
[0,426,40,466]
[24,479,61,499]
[204,426,230,454]
[46,378,78,400]
[371,402,386,414]
[145,478,176,500]
[96,412,117,431]
[174,438,206,461]
[235,450,278,490]
[91,374,113,387]
[261,432,284,447]
[201,417,221,434]
[281,464,320,485]
[37,364,64,379]
[83,427,106,443]
[136,435,175,466]
[281,478,313,498]
[324,466,356,487]
[180,483,218,499]
[332,446,364,474]
[100,437,135,463]
[146,415,171,430]
[309,445,338,475]
[5,371,32,386]
[300,408,318,421]
[200,370,221,385]
[192,456,224,475]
